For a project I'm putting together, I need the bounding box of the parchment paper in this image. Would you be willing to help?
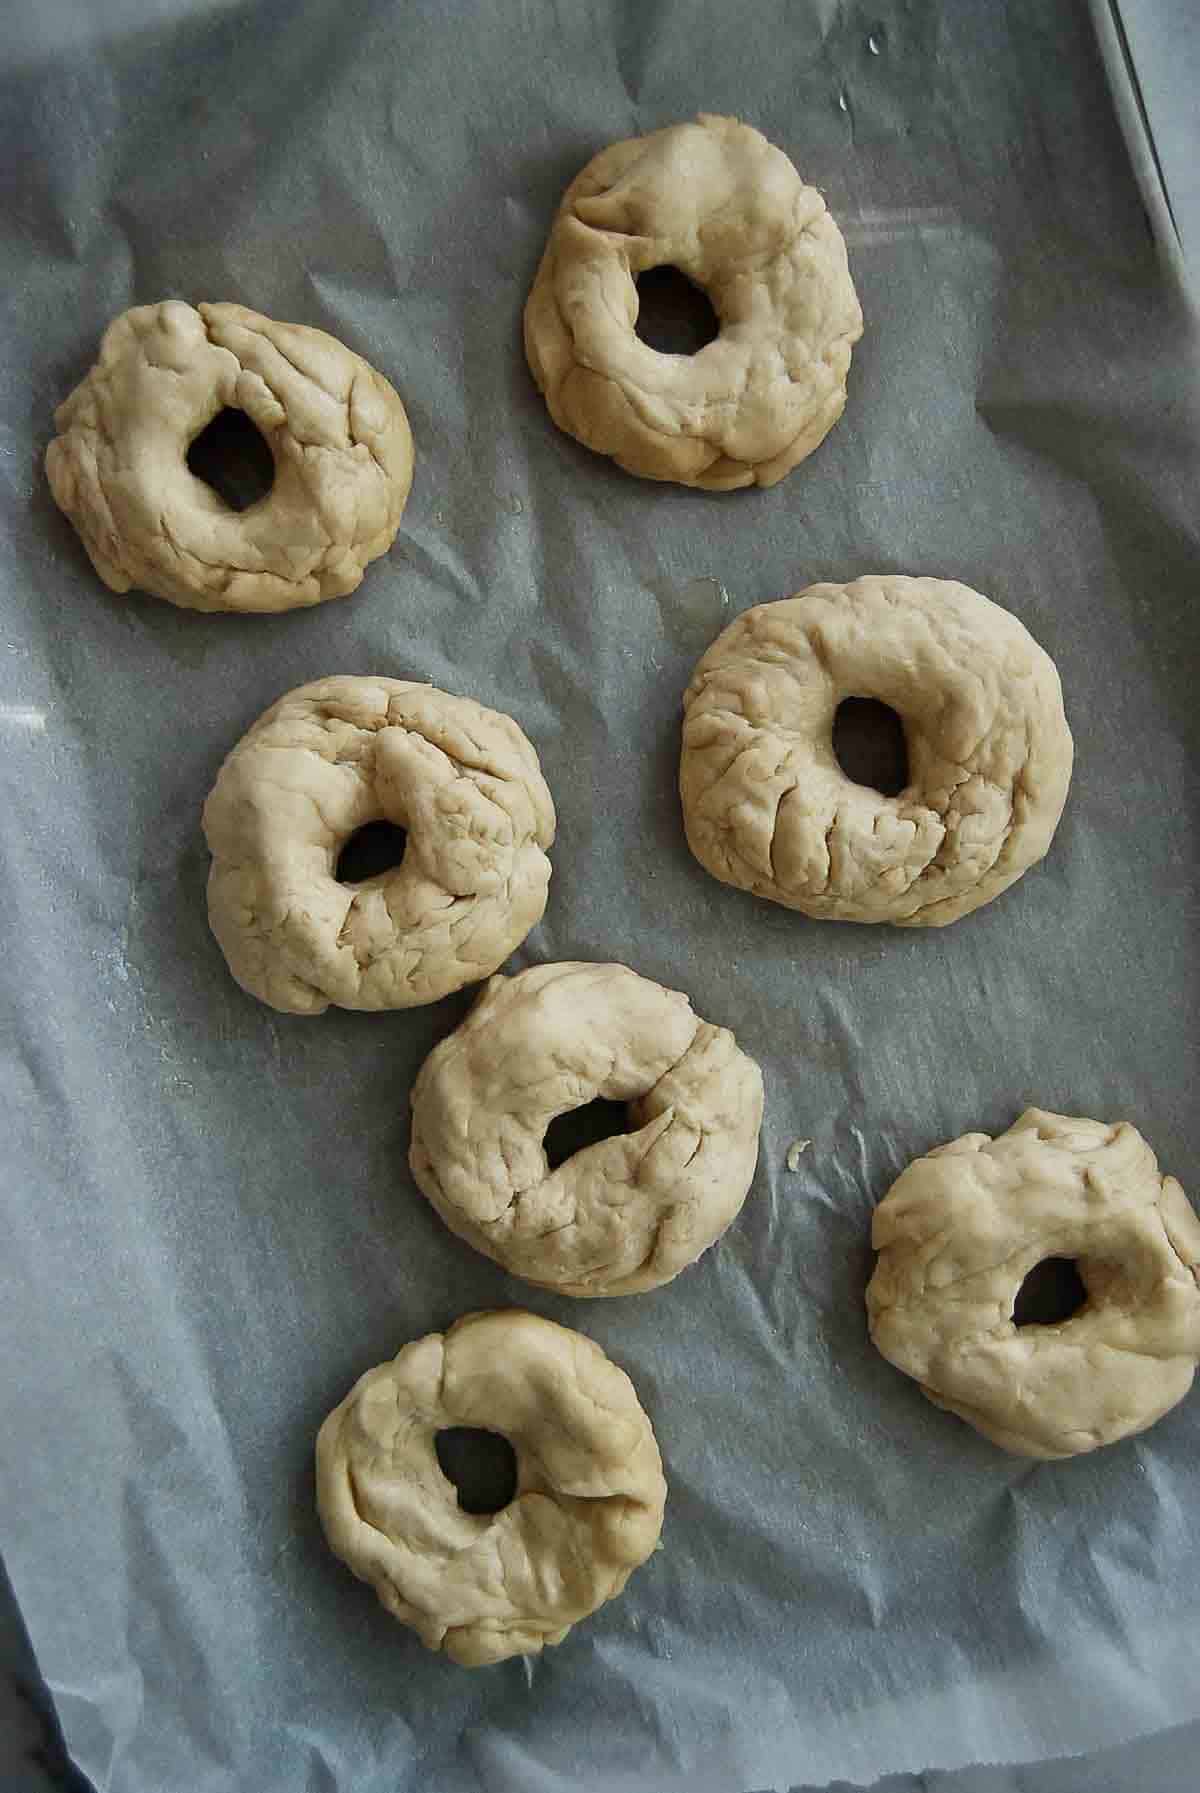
[3,3,1199,1790]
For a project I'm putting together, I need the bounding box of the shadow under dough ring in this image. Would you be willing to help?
[410,961,764,1296]
[867,1110,1200,1458]
[46,300,413,612]
[203,678,555,1013]
[316,1310,666,1665]
[524,113,863,489]
[680,575,1074,926]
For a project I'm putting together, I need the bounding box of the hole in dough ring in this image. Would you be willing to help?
[866,1109,1200,1459]
[524,113,863,490]
[202,677,555,1014]
[315,1309,667,1666]
[45,300,414,613]
[409,961,765,1297]
[679,574,1074,927]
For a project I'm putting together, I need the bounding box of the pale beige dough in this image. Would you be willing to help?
[203,677,554,1014]
[524,113,862,489]
[680,575,1073,926]
[867,1110,1200,1458]
[46,300,413,612]
[410,961,764,1296]
[316,1310,666,1665]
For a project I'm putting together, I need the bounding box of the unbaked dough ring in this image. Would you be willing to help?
[867,1110,1200,1459]
[680,575,1073,926]
[46,300,413,612]
[524,113,862,489]
[409,961,764,1296]
[203,678,555,1014]
[316,1309,666,1665]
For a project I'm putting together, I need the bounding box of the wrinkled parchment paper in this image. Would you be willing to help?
[3,3,1199,1790]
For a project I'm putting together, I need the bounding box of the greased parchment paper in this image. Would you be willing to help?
[2,3,1199,1790]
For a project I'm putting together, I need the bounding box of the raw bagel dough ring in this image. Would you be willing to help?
[410,961,764,1297]
[316,1309,667,1665]
[524,113,863,490]
[203,677,555,1014]
[866,1110,1200,1459]
[680,576,1073,926]
[46,300,413,612]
